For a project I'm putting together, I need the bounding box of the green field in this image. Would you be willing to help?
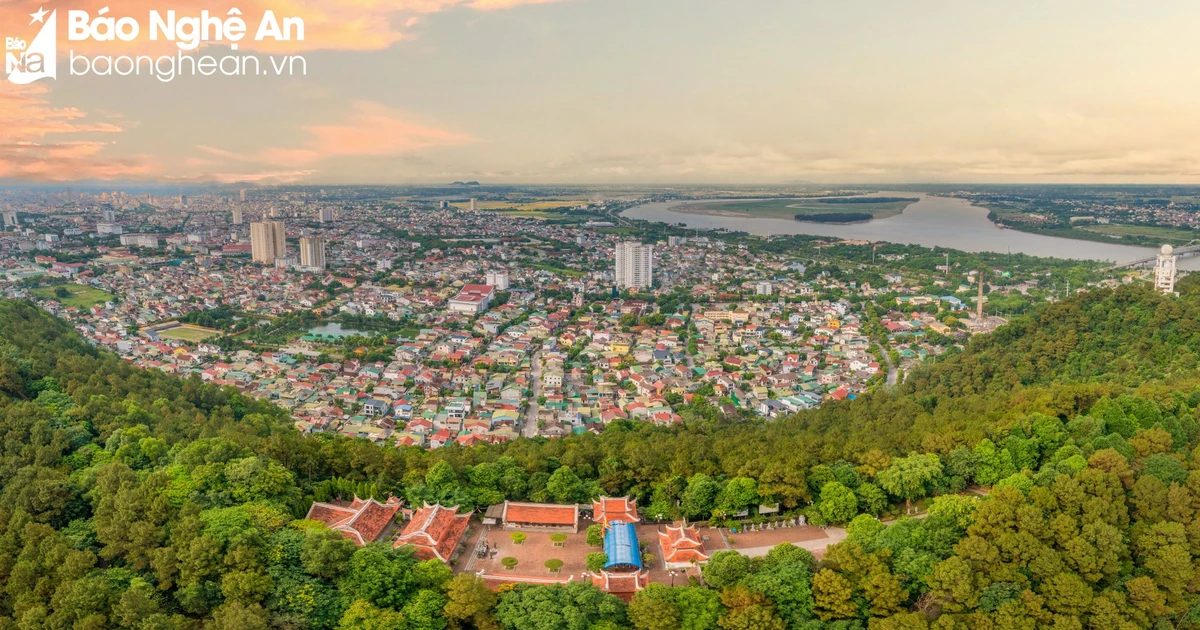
[1077,223,1198,244]
[675,197,917,222]
[156,325,220,342]
[452,199,586,211]
[488,210,558,219]
[32,284,114,309]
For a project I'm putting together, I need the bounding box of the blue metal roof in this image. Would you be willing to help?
[603,520,642,570]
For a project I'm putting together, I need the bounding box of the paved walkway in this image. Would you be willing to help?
[523,351,541,438]
[724,526,848,559]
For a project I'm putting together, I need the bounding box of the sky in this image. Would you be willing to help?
[4,0,1200,185]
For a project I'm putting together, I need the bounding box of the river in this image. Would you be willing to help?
[623,193,1200,269]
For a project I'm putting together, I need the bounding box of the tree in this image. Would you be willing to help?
[339,544,420,610]
[877,454,943,514]
[510,532,527,545]
[743,544,816,627]
[702,551,753,589]
[681,474,722,519]
[301,529,358,580]
[444,574,499,630]
[717,585,785,630]
[501,557,518,571]
[493,582,626,630]
[550,533,567,547]
[716,477,758,514]
[587,552,607,573]
[817,481,858,524]
[812,569,858,620]
[587,524,605,547]
[210,602,270,630]
[847,514,885,546]
[629,584,681,630]
[856,482,888,516]
[545,559,564,573]
[220,570,273,605]
[402,589,449,630]
[675,586,723,630]
[338,600,409,630]
[543,466,590,504]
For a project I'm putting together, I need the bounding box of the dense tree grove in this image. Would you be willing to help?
[1,281,1200,628]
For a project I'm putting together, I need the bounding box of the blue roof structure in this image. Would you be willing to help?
[603,520,642,570]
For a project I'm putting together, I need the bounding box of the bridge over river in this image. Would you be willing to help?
[1104,243,1200,271]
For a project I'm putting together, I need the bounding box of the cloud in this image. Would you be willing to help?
[0,84,156,181]
[194,101,475,179]
[0,0,568,55]
[165,168,317,184]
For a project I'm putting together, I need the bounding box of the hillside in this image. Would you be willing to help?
[0,288,1198,628]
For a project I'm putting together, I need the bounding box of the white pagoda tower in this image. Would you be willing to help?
[1154,244,1177,295]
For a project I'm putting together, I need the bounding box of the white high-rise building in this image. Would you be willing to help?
[120,234,159,248]
[318,207,335,223]
[102,209,116,223]
[1155,244,1177,294]
[485,269,510,290]
[231,208,244,225]
[299,236,327,270]
[250,221,286,263]
[469,198,477,211]
[239,189,247,202]
[615,242,653,289]
[1,210,17,227]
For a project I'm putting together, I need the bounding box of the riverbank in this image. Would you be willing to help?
[983,208,1198,248]
[621,194,1187,267]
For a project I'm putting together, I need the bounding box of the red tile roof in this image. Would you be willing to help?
[592,496,639,527]
[659,524,709,564]
[305,496,402,545]
[501,502,579,528]
[394,502,471,562]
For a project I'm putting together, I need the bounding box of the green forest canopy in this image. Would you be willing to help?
[1,278,1200,628]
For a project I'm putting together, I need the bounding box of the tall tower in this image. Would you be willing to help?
[1155,244,1177,294]
[318,207,334,223]
[250,221,286,263]
[299,237,327,270]
[239,189,247,202]
[615,242,653,289]
[469,198,477,212]
[231,208,244,225]
[976,269,985,321]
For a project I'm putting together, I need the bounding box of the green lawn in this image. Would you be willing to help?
[1077,223,1198,244]
[32,284,114,309]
